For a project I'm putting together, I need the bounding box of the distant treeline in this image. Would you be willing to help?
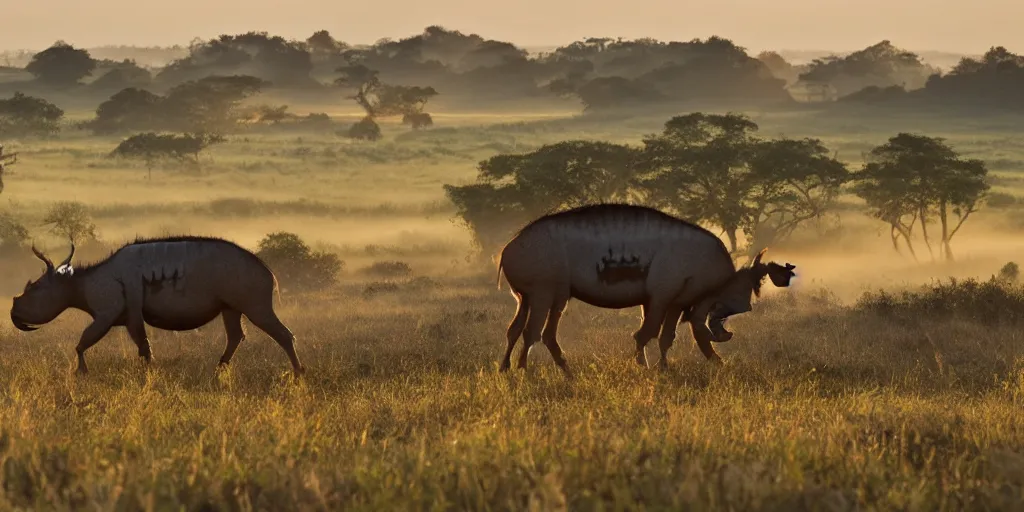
[1,26,1022,114]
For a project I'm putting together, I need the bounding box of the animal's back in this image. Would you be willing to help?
[112,236,274,286]
[500,204,734,305]
[102,237,279,328]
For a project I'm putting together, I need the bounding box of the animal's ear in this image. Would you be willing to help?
[752,248,767,267]
[55,265,74,277]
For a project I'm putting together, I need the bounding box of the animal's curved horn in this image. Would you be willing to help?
[59,242,75,268]
[752,248,767,267]
[31,245,54,272]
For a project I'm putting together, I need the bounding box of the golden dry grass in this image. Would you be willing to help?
[2,106,1024,510]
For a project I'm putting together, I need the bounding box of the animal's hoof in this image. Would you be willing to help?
[710,321,732,343]
[635,353,649,368]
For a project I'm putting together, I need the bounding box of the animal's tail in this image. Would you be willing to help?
[496,257,504,290]
[272,273,284,307]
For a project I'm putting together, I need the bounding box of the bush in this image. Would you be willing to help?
[986,192,1019,209]
[856,276,1024,325]
[362,260,413,278]
[0,92,64,137]
[348,116,382,141]
[42,201,98,245]
[402,112,433,129]
[0,210,29,254]
[255,232,343,292]
[362,281,400,298]
[998,261,1020,283]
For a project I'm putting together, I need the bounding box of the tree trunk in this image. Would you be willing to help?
[938,200,953,261]
[918,206,935,261]
[725,228,739,254]
[893,223,918,262]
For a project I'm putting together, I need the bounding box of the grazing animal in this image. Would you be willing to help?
[496,203,796,375]
[10,236,305,378]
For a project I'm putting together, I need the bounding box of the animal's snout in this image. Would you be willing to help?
[10,310,37,332]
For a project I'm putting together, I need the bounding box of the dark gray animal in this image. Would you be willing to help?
[10,236,305,377]
[496,203,796,376]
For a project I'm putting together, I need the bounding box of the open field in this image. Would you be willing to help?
[3,105,1024,510]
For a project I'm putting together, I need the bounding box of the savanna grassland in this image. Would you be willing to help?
[4,98,1024,512]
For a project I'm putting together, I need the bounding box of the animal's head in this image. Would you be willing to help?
[705,248,797,341]
[10,244,77,332]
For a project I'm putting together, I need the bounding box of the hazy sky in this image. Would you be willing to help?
[4,0,1020,53]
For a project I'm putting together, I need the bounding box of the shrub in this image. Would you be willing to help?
[362,281,400,298]
[348,116,382,141]
[0,210,29,254]
[362,260,413,278]
[42,201,98,245]
[998,261,1020,283]
[402,112,433,129]
[986,191,1019,209]
[0,92,64,137]
[255,232,343,292]
[856,276,1024,325]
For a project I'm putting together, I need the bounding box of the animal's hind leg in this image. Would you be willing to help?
[541,293,572,378]
[518,292,553,371]
[246,306,305,378]
[218,309,246,368]
[500,292,529,372]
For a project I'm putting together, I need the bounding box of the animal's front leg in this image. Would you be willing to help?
[76,319,115,374]
[689,320,723,365]
[656,305,686,370]
[688,300,723,365]
[124,284,152,362]
[126,318,152,363]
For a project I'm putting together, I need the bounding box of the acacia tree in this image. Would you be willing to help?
[161,75,265,132]
[444,140,641,252]
[25,42,96,87]
[42,201,98,245]
[638,113,849,257]
[743,138,850,255]
[852,133,989,261]
[0,92,64,137]
[110,132,226,178]
[90,87,164,134]
[638,113,755,253]
[335,64,438,139]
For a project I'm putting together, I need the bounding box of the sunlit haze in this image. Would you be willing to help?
[4,0,1021,53]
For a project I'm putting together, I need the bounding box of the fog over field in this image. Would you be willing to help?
[2,5,1024,510]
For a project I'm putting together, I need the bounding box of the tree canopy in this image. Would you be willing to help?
[88,75,266,134]
[25,41,97,87]
[852,133,989,261]
[444,113,852,256]
[0,92,64,137]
